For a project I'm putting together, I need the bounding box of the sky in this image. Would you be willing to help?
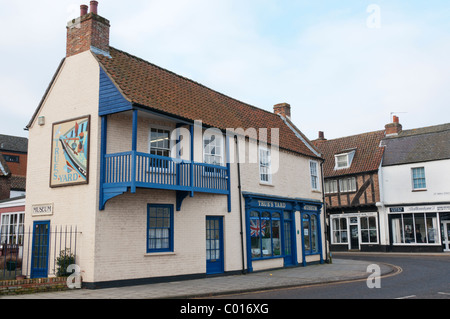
[0,0,449,140]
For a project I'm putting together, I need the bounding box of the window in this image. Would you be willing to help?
[412,167,426,190]
[335,150,356,170]
[303,214,320,254]
[203,133,223,165]
[3,155,19,163]
[259,147,271,183]
[250,211,281,259]
[360,216,378,244]
[339,177,356,193]
[391,213,438,244]
[0,212,24,245]
[310,161,319,190]
[150,128,172,157]
[147,204,173,253]
[325,180,338,194]
[331,217,348,244]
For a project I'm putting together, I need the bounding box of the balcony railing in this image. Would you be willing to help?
[100,152,230,210]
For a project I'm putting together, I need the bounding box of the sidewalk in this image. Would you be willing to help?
[0,258,394,299]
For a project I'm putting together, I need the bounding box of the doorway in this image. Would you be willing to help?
[30,221,50,279]
[350,224,359,250]
[206,216,224,275]
[441,221,450,252]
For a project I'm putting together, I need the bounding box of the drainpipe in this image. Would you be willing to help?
[320,160,330,263]
[235,135,246,274]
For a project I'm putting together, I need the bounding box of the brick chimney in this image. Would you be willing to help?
[385,116,403,136]
[66,1,110,58]
[274,103,291,119]
[311,131,327,147]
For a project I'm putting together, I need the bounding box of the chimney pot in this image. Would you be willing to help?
[393,116,399,123]
[90,1,98,14]
[80,5,88,16]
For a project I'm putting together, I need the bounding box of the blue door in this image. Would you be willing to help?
[206,216,224,275]
[283,211,296,266]
[30,221,50,279]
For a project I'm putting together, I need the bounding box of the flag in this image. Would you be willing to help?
[250,219,266,237]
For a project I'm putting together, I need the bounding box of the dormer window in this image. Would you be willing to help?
[334,149,356,170]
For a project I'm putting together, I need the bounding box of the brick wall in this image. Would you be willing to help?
[0,277,69,296]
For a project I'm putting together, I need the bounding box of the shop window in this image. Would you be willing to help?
[360,216,378,244]
[332,217,348,244]
[303,214,320,254]
[391,213,438,244]
[147,204,173,253]
[250,211,281,259]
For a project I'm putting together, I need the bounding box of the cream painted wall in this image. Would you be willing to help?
[25,51,101,282]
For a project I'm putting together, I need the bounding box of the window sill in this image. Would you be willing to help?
[259,182,274,187]
[412,188,427,192]
[144,252,176,257]
[311,190,322,194]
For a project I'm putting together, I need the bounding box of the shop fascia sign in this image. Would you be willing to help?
[389,205,450,213]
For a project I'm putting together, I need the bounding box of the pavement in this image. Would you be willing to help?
[0,257,396,299]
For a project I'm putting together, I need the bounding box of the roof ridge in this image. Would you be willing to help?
[105,47,282,120]
[318,129,385,142]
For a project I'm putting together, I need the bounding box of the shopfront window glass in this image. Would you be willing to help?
[272,213,281,256]
[250,211,261,258]
[361,216,378,244]
[332,217,348,244]
[391,213,438,244]
[303,215,310,251]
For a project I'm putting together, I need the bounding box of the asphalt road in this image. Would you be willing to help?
[213,253,450,299]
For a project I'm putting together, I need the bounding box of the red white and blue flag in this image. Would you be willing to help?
[250,220,266,237]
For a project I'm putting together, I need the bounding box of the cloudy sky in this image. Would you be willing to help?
[1,0,449,140]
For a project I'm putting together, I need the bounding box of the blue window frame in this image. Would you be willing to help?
[412,167,426,190]
[147,204,174,253]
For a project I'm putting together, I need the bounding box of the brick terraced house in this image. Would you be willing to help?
[24,2,326,287]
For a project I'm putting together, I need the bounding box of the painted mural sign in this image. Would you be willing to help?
[50,116,90,187]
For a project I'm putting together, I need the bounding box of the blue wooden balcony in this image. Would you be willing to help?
[99,151,230,211]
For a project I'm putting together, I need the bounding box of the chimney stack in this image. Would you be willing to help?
[66,1,110,58]
[385,116,403,136]
[274,103,291,119]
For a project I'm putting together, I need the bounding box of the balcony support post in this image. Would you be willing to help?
[189,124,194,197]
[131,109,138,194]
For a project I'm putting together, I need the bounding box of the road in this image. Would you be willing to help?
[213,253,450,299]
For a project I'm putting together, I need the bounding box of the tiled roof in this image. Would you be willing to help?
[95,47,320,159]
[382,123,450,166]
[313,130,385,177]
[0,135,28,153]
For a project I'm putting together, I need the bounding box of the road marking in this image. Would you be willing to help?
[395,295,416,299]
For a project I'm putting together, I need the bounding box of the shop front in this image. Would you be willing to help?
[387,204,450,252]
[330,211,380,252]
[242,193,324,272]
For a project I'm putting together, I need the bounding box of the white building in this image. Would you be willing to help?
[23,2,326,288]
[379,119,450,252]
